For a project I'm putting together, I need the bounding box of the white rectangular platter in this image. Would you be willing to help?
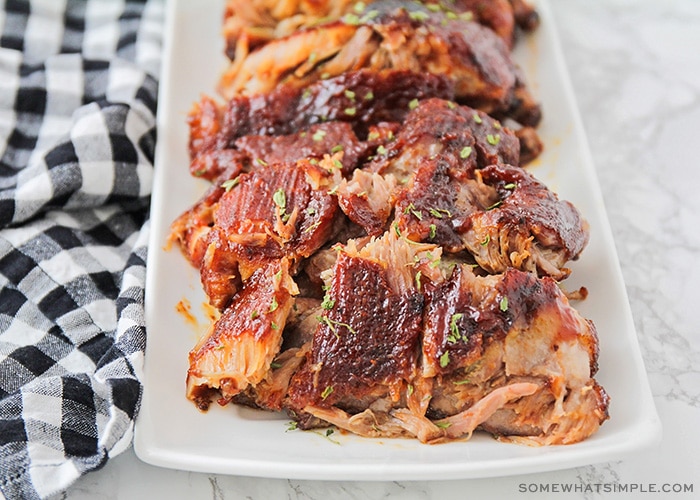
[134,0,661,480]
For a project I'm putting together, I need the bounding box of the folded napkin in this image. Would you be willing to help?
[0,1,162,498]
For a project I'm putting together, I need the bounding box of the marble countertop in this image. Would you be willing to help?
[59,1,700,498]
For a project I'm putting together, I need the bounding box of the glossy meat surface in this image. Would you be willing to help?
[218,1,541,126]
[173,0,608,447]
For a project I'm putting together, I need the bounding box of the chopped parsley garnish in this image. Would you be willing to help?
[344,107,356,116]
[331,144,344,154]
[312,129,327,142]
[408,98,419,110]
[269,297,279,312]
[486,133,501,146]
[460,146,472,159]
[486,200,502,210]
[429,223,437,239]
[221,176,241,192]
[321,295,335,310]
[273,188,286,210]
[439,351,450,368]
[409,10,430,21]
[448,313,463,343]
[321,385,334,400]
[499,296,509,312]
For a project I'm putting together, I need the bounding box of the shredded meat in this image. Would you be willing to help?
[173,0,610,447]
[218,1,541,126]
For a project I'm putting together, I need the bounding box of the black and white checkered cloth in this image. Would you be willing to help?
[0,1,162,498]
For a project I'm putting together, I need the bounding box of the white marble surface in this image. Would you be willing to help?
[57,1,700,498]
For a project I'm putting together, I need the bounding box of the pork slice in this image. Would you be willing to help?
[186,259,298,410]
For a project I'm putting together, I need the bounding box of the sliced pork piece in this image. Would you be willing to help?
[234,121,369,177]
[218,1,540,126]
[463,164,589,280]
[190,160,340,308]
[369,98,520,182]
[205,69,454,155]
[286,230,440,423]
[186,259,298,411]
[417,265,608,444]
[336,169,397,236]
[222,0,538,57]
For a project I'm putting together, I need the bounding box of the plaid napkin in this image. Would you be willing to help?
[0,1,162,498]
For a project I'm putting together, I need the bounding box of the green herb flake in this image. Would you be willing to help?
[344,107,357,116]
[435,421,452,429]
[362,9,379,22]
[343,13,360,25]
[269,297,279,312]
[271,322,279,330]
[273,188,286,210]
[487,133,501,146]
[480,234,491,246]
[473,113,483,124]
[353,1,366,13]
[429,208,443,219]
[364,90,374,101]
[376,144,387,155]
[486,200,502,210]
[250,310,259,320]
[503,182,517,190]
[255,157,268,167]
[321,296,335,310]
[408,98,419,110]
[409,10,430,21]
[499,296,509,312]
[426,3,441,12]
[449,313,463,342]
[321,385,334,400]
[447,101,457,109]
[221,176,241,192]
[286,421,298,432]
[344,89,356,100]
[439,351,450,368]
[415,270,422,290]
[446,11,458,20]
[270,361,282,369]
[460,146,472,159]
[302,88,312,100]
[312,129,327,142]
[429,223,437,239]
[331,144,344,154]
[303,219,323,234]
[453,378,472,386]
[367,131,380,141]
